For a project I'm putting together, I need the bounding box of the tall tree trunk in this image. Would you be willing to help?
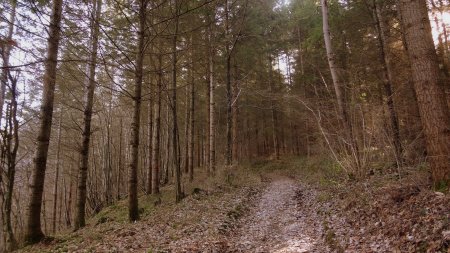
[52,107,63,233]
[58,176,63,230]
[129,0,148,222]
[117,118,123,200]
[25,0,63,243]
[398,0,450,187]
[64,164,72,227]
[296,27,305,76]
[232,64,239,163]
[0,2,17,249]
[0,0,16,124]
[321,0,361,174]
[268,56,280,160]
[321,0,347,125]
[151,54,162,194]
[3,76,19,251]
[103,83,114,206]
[163,92,171,185]
[172,0,183,202]
[183,76,190,174]
[147,80,153,194]
[205,55,211,172]
[208,24,216,176]
[188,47,195,182]
[373,1,403,164]
[225,0,233,166]
[0,0,17,247]
[74,0,102,229]
[104,100,113,204]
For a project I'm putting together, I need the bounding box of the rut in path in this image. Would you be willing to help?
[229,177,325,253]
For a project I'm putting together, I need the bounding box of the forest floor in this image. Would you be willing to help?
[17,157,450,253]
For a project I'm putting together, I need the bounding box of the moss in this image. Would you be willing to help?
[23,233,48,246]
[434,180,449,193]
[96,216,109,225]
[227,204,245,220]
[417,241,428,253]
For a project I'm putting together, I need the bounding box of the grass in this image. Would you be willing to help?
[242,155,346,188]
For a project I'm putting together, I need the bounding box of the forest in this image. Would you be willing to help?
[0,0,449,252]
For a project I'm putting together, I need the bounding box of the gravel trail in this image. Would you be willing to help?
[229,176,325,253]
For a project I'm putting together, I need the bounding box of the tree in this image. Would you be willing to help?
[1,72,20,251]
[25,0,64,243]
[52,107,63,233]
[268,55,280,160]
[172,0,183,202]
[188,36,195,182]
[208,10,216,175]
[74,0,102,229]
[147,93,154,193]
[372,0,403,164]
[0,0,16,123]
[151,54,162,194]
[397,0,450,188]
[0,1,17,250]
[129,0,148,222]
[225,0,233,166]
[320,0,361,175]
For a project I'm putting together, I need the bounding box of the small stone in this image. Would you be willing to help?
[435,192,445,197]
[442,230,450,240]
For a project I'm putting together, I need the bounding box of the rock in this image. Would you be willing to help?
[406,235,414,241]
[443,230,450,241]
[434,192,445,197]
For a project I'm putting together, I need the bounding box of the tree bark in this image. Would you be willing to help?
[188,44,195,182]
[0,2,17,250]
[268,56,280,160]
[74,0,102,229]
[208,22,216,176]
[172,0,183,202]
[232,64,239,163]
[151,54,162,194]
[129,0,148,222]
[117,118,123,200]
[163,91,171,185]
[52,107,63,233]
[183,76,190,174]
[296,27,304,76]
[398,0,450,187]
[205,55,211,172]
[321,0,346,123]
[25,0,63,243]
[225,0,233,166]
[0,0,16,124]
[321,0,361,173]
[147,79,153,194]
[373,0,403,164]
[2,74,19,251]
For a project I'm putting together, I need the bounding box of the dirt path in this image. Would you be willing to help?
[229,176,326,253]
